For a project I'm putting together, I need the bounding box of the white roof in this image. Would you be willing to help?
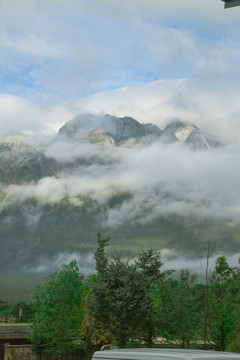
[93,349,240,360]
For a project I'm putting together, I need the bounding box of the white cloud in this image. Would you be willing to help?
[1,0,240,103]
[3,139,240,226]
[79,77,240,142]
[0,94,74,135]
[45,139,102,163]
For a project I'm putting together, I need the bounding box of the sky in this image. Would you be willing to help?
[1,0,240,274]
[0,0,240,137]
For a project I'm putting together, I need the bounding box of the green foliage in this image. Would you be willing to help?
[134,249,173,347]
[90,255,148,347]
[135,248,173,282]
[227,333,240,353]
[208,256,238,351]
[0,301,34,323]
[94,233,110,275]
[31,260,85,360]
[90,238,167,348]
[160,270,201,348]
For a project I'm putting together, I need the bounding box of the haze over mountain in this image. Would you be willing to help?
[0,114,222,187]
[0,113,239,285]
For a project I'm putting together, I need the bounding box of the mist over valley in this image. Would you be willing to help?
[1,113,240,300]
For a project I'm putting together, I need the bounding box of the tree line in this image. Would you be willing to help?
[26,234,240,359]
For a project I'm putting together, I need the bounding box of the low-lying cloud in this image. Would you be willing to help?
[45,139,102,163]
[3,138,240,227]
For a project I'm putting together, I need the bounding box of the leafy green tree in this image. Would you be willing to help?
[90,234,157,348]
[91,256,149,347]
[79,274,113,360]
[160,270,201,348]
[31,260,85,360]
[135,249,164,281]
[209,256,238,351]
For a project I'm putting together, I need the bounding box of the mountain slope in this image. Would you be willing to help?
[162,120,211,150]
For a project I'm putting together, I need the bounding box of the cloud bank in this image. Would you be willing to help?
[3,138,240,226]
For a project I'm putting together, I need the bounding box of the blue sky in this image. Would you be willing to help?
[1,0,240,135]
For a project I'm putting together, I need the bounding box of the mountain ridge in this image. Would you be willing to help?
[58,113,219,150]
[0,114,221,185]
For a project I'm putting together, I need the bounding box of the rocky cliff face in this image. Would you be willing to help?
[58,114,163,145]
[59,114,218,150]
[162,120,211,150]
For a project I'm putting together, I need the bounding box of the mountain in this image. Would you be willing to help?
[0,113,218,186]
[58,114,219,150]
[0,133,59,184]
[0,116,219,186]
[162,120,208,149]
[58,113,163,145]
[0,112,238,301]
